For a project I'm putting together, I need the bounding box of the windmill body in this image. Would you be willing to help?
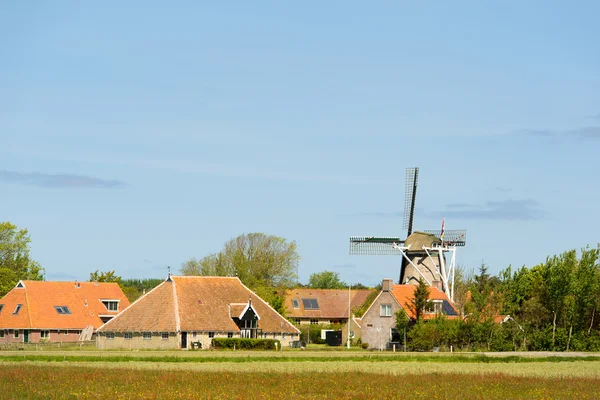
[349,167,466,302]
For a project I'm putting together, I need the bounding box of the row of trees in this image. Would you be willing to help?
[397,247,600,351]
[0,222,45,297]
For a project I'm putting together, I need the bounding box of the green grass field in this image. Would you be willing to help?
[1,350,599,399]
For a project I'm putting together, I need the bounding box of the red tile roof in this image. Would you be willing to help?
[388,284,458,320]
[0,280,130,330]
[284,289,373,319]
[98,276,299,334]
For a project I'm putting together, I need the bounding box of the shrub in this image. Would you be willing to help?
[361,342,369,349]
[211,338,280,350]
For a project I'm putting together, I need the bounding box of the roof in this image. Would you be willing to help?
[0,280,130,330]
[389,284,459,320]
[98,276,299,334]
[284,288,373,319]
[404,231,441,252]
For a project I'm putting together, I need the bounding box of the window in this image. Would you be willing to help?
[425,300,443,314]
[143,332,152,340]
[0,304,3,313]
[106,332,115,340]
[310,319,319,325]
[124,332,133,340]
[64,330,69,336]
[102,301,119,312]
[192,332,197,338]
[282,333,287,339]
[292,299,299,309]
[380,304,392,317]
[13,304,22,315]
[208,332,215,338]
[293,318,301,324]
[0,330,4,338]
[161,332,169,340]
[302,298,319,310]
[54,306,72,314]
[40,330,50,339]
[227,332,233,338]
[14,330,20,338]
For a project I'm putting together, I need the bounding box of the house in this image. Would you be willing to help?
[348,278,458,350]
[96,275,300,349]
[0,280,130,344]
[284,288,373,325]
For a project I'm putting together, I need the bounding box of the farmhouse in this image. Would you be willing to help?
[348,278,458,350]
[0,280,130,344]
[284,288,373,325]
[96,275,300,349]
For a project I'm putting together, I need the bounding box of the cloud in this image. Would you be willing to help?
[433,199,545,221]
[341,211,402,218]
[0,170,126,188]
[520,126,600,140]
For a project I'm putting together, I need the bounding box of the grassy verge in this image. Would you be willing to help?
[0,353,599,363]
[0,365,598,399]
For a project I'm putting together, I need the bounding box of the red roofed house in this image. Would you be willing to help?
[0,280,130,344]
[353,278,459,350]
[284,288,373,325]
[96,276,300,349]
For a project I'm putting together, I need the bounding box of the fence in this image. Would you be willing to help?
[0,341,96,351]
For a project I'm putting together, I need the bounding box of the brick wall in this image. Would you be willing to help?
[359,290,402,350]
[0,329,82,344]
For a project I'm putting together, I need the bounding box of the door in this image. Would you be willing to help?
[181,332,187,349]
[24,330,29,343]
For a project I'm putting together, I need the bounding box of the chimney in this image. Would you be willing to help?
[382,278,393,292]
[432,280,443,291]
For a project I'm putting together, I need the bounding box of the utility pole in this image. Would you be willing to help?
[347,284,351,349]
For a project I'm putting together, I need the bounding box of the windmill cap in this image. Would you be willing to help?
[405,231,441,250]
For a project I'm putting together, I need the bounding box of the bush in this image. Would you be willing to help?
[211,338,280,350]
[361,342,369,349]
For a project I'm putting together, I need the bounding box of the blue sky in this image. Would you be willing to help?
[2,2,599,285]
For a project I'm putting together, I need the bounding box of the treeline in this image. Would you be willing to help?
[401,246,600,351]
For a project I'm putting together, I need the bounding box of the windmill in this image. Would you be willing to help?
[349,167,466,302]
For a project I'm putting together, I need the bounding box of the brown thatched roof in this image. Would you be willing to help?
[404,231,441,252]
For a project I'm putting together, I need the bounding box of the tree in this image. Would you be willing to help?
[0,222,44,296]
[410,279,431,322]
[180,233,299,290]
[89,270,121,283]
[307,270,347,289]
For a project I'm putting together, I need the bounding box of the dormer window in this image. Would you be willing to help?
[13,304,22,314]
[292,299,299,309]
[0,304,4,313]
[102,300,119,312]
[55,306,72,314]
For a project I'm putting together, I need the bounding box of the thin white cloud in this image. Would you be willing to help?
[433,199,545,221]
[0,170,126,189]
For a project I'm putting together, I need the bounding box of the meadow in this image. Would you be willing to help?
[1,351,599,399]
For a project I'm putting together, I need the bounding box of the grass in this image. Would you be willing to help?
[0,364,598,399]
[1,351,599,364]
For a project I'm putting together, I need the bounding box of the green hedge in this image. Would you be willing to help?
[211,338,281,350]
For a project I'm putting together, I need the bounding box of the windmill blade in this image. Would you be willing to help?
[349,236,405,255]
[423,229,467,246]
[403,167,419,236]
